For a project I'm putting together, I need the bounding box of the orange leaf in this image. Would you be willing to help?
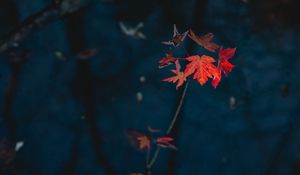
[136,135,151,150]
[156,137,174,143]
[163,60,187,89]
[127,131,151,151]
[184,55,219,86]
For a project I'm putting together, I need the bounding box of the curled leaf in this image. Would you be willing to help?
[159,51,176,68]
[162,24,188,47]
[156,137,177,150]
[188,30,219,52]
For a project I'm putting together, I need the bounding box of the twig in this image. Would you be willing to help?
[145,148,152,175]
[146,81,189,172]
[145,147,151,166]
[166,82,189,135]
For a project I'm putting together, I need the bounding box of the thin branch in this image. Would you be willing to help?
[145,147,151,166]
[147,147,160,170]
[166,81,189,135]
[146,81,189,171]
[145,148,152,175]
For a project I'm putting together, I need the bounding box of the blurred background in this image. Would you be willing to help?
[0,0,300,174]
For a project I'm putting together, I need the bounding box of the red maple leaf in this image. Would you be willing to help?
[163,60,187,89]
[159,51,176,68]
[188,30,219,52]
[218,46,236,75]
[156,137,173,143]
[156,137,177,150]
[184,55,220,86]
[212,47,236,88]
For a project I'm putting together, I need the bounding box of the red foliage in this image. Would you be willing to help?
[127,131,151,151]
[163,60,187,89]
[128,130,177,151]
[158,51,176,68]
[212,47,236,88]
[156,137,177,150]
[160,26,236,89]
[218,46,236,76]
[184,55,220,86]
[136,135,151,150]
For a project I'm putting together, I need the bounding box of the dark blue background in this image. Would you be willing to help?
[0,0,300,174]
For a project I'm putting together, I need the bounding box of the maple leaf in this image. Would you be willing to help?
[188,30,219,52]
[184,55,220,86]
[212,47,236,88]
[127,131,151,151]
[163,60,187,89]
[218,46,236,76]
[158,51,176,68]
[137,135,151,150]
[162,24,188,47]
[156,137,177,150]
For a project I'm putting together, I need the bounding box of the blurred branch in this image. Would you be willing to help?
[0,0,89,53]
[65,7,117,175]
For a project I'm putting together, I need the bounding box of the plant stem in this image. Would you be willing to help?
[145,148,152,175]
[166,81,189,135]
[146,81,189,170]
[146,146,151,165]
